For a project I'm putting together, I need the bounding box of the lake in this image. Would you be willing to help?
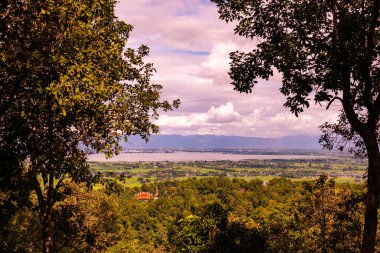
[87,152,330,162]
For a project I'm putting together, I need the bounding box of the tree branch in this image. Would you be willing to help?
[0,5,11,20]
[55,176,65,191]
[375,93,380,112]
[326,96,343,110]
[362,0,380,113]
[32,175,44,222]
[342,88,366,135]
[366,0,379,64]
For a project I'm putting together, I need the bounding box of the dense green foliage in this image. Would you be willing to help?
[211,0,379,251]
[0,0,178,251]
[2,176,377,252]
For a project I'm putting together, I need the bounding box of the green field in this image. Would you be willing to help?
[89,157,366,187]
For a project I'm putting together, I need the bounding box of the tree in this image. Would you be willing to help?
[211,0,379,252]
[291,176,361,252]
[0,0,178,252]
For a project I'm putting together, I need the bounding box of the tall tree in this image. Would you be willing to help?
[211,0,379,252]
[0,0,179,252]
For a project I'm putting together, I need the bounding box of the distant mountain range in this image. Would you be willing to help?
[121,135,322,150]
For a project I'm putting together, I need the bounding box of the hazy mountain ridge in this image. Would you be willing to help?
[122,135,322,150]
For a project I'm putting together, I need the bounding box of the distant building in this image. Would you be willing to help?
[135,186,159,201]
[135,192,153,201]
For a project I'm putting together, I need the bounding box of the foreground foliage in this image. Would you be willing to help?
[211,0,380,251]
[1,176,378,252]
[0,0,178,251]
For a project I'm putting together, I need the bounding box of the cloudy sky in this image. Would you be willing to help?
[116,0,340,138]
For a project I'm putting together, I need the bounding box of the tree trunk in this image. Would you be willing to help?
[42,204,54,253]
[361,139,380,253]
[37,171,55,253]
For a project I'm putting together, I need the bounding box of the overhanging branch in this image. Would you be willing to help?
[326,96,343,110]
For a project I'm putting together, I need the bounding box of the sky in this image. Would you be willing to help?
[115,0,340,138]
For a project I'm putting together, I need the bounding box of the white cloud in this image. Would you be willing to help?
[116,1,341,137]
[156,102,241,132]
[202,42,237,71]
[207,102,241,123]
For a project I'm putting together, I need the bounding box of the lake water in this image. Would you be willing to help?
[87,152,330,162]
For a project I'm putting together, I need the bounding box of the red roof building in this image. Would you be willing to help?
[135,192,154,200]
[135,186,159,201]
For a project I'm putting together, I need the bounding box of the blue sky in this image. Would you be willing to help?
[116,0,340,137]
